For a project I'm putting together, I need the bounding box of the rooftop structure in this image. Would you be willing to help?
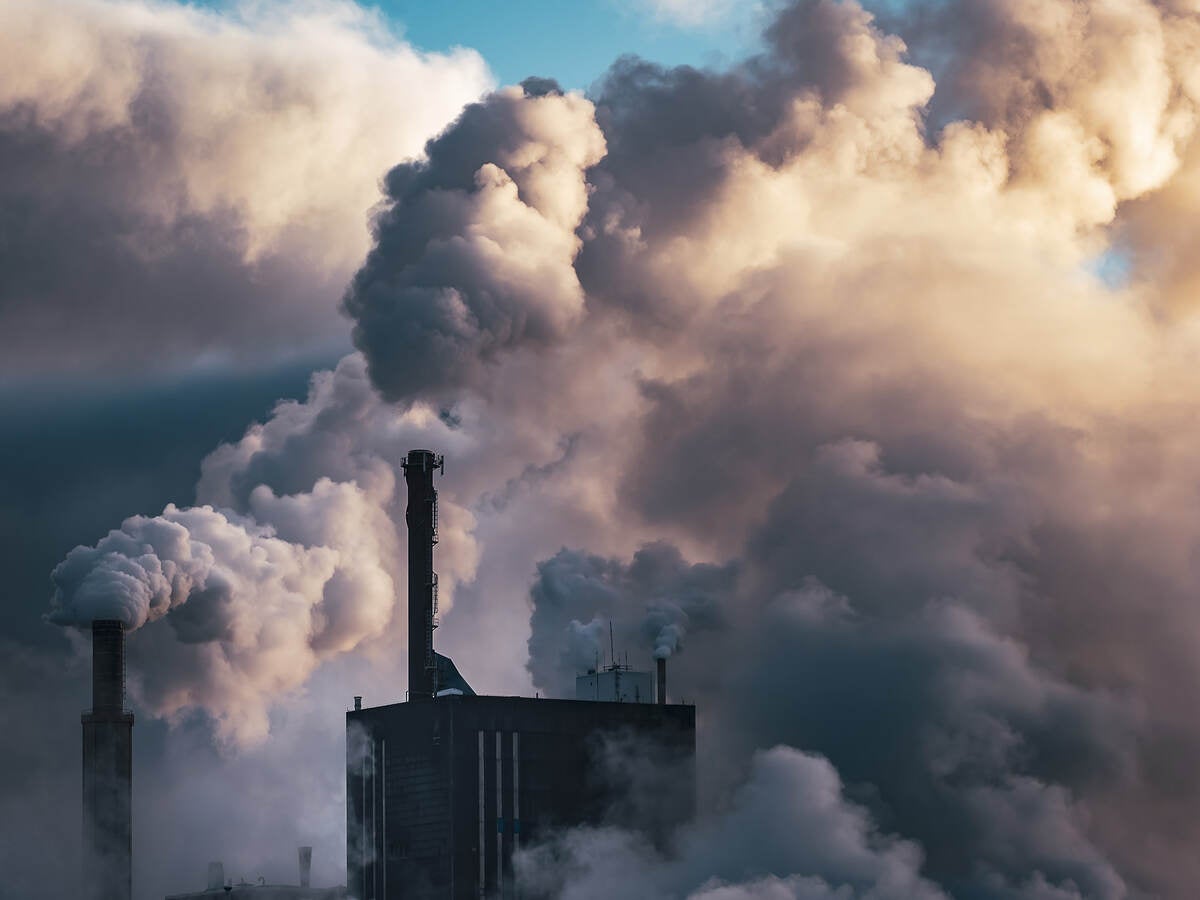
[347,450,696,900]
[164,850,345,900]
[575,662,654,703]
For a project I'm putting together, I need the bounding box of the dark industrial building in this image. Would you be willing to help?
[347,450,697,900]
[83,618,134,900]
[347,693,694,899]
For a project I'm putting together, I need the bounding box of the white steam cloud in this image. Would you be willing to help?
[49,505,335,633]
[49,477,399,745]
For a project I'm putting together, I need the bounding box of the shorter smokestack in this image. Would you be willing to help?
[207,862,224,891]
[657,657,666,705]
[353,696,362,711]
[298,846,312,888]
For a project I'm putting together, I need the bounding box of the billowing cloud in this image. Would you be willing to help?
[0,0,490,376]
[49,477,400,745]
[517,745,949,900]
[38,0,1200,897]
[342,79,606,404]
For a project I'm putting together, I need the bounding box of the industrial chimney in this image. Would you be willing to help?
[403,449,443,700]
[298,846,312,888]
[82,619,133,900]
[657,657,667,705]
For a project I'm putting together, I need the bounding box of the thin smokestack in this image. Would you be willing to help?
[82,619,133,900]
[657,657,667,705]
[403,449,443,700]
[299,846,312,888]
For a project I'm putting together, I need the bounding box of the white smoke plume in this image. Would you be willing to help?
[651,621,683,659]
[49,478,400,745]
[49,505,337,633]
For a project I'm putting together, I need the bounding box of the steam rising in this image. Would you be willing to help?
[527,544,733,693]
[651,622,682,660]
[50,506,331,633]
[49,479,400,745]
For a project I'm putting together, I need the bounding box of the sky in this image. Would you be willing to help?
[376,0,767,89]
[183,0,769,96]
[5,0,1200,898]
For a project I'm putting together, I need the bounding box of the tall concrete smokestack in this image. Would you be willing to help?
[657,656,667,705]
[82,619,133,900]
[403,449,443,700]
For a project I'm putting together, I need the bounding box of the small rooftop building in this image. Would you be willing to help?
[164,850,345,900]
[575,662,654,703]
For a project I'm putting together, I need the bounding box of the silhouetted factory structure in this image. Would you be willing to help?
[83,618,134,900]
[77,448,694,900]
[346,450,696,899]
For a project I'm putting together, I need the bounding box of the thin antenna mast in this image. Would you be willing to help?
[609,621,616,670]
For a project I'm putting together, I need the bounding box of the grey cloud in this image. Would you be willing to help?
[726,585,1132,897]
[0,125,349,375]
[0,0,489,377]
[516,745,949,900]
[343,84,605,404]
[524,527,1134,897]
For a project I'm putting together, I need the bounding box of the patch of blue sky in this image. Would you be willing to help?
[183,0,767,92]
[385,1,771,90]
[1086,246,1134,291]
